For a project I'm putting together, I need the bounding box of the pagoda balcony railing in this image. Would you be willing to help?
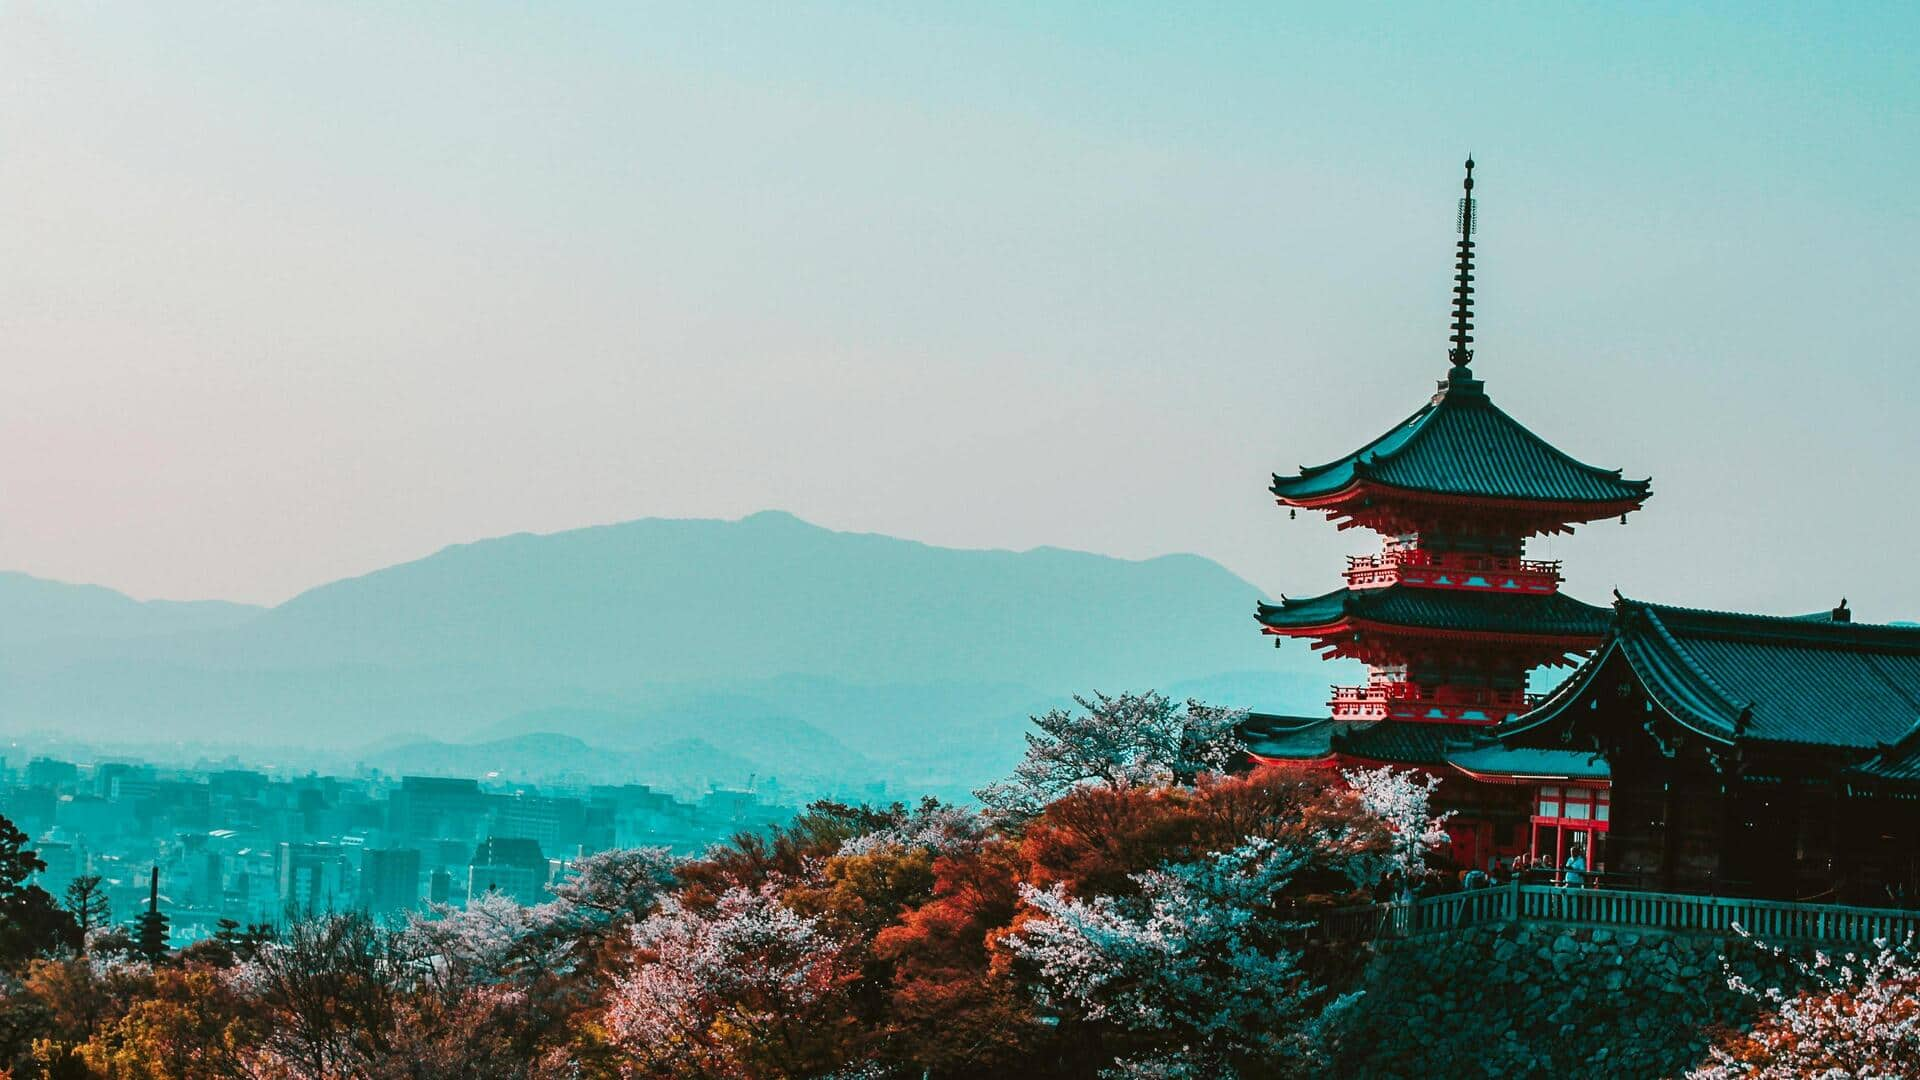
[1328,682,1532,723]
[1346,550,1562,575]
[1345,550,1562,593]
[1331,683,1531,708]
[1316,882,1920,948]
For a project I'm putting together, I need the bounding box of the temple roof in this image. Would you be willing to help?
[1507,598,1920,751]
[1270,370,1651,508]
[1240,713,1616,781]
[1446,745,1610,782]
[1258,584,1612,639]
[1240,713,1338,761]
[1335,718,1466,766]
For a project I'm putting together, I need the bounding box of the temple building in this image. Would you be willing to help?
[1500,598,1920,903]
[1240,161,1920,901]
[1244,159,1648,871]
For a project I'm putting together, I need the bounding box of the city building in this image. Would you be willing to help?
[276,841,347,915]
[467,837,549,906]
[361,847,423,915]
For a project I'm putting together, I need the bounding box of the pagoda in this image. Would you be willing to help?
[1246,160,1650,865]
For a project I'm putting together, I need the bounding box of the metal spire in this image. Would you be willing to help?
[1448,156,1477,374]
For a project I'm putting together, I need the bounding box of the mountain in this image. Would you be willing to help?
[360,733,772,793]
[0,512,1343,795]
[0,572,262,646]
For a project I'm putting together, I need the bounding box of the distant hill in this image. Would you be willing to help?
[0,512,1343,795]
[0,572,262,645]
[362,733,773,794]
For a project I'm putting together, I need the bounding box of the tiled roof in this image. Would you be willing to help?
[1510,599,1920,753]
[1333,719,1478,766]
[1239,713,1338,760]
[1257,586,1612,638]
[1240,714,1481,768]
[1446,745,1611,781]
[1271,371,1650,506]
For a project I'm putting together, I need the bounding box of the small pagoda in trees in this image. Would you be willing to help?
[134,866,170,963]
[1245,160,1650,870]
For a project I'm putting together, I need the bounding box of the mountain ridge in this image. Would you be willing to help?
[0,511,1342,795]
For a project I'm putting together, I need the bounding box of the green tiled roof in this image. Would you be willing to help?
[1446,745,1610,781]
[1271,371,1650,506]
[1854,724,1920,784]
[1257,586,1612,638]
[1334,719,1476,766]
[1512,599,1920,752]
[1239,713,1338,760]
[1240,714,1480,768]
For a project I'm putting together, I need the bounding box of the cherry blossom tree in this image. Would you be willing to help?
[975,692,1247,824]
[402,891,561,989]
[605,884,856,1077]
[1009,837,1357,1078]
[1340,766,1451,888]
[836,800,985,860]
[546,845,678,928]
[1690,934,1920,1078]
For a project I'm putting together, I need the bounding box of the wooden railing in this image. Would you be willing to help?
[1318,881,1920,947]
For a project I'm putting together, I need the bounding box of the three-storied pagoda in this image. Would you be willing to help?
[1244,160,1650,869]
[1240,161,1920,900]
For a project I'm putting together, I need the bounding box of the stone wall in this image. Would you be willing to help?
[1330,921,1810,1078]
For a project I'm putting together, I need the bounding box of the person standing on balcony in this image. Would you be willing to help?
[1565,845,1588,888]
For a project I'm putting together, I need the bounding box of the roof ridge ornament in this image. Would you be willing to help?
[1447,156,1477,380]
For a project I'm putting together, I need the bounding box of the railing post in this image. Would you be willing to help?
[1508,874,1521,923]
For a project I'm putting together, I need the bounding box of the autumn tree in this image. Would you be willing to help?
[75,965,259,1080]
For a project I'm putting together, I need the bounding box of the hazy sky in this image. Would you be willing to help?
[2,4,1915,618]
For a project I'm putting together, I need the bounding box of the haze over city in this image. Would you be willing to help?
[2,3,1914,620]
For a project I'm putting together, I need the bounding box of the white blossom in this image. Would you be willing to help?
[836,802,986,859]
[1340,765,1452,886]
[975,691,1247,823]
[1690,931,1920,1078]
[1008,836,1350,1078]
[605,884,852,1072]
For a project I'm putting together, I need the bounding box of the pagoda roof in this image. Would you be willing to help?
[1334,718,1467,766]
[1240,713,1338,761]
[1271,370,1651,509]
[1241,713,1614,780]
[1258,585,1612,640]
[1239,714,1472,768]
[1506,598,1920,751]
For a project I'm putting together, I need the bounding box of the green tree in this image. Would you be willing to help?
[0,812,80,970]
[63,874,111,940]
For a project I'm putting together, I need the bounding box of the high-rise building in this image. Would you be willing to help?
[428,866,452,906]
[467,837,548,906]
[360,847,422,915]
[275,842,346,915]
[389,777,490,842]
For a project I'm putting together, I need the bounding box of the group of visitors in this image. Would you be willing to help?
[1456,843,1593,890]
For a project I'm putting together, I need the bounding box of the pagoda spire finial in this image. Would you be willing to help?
[1448,156,1477,376]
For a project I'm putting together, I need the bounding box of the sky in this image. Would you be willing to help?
[1,3,1915,618]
